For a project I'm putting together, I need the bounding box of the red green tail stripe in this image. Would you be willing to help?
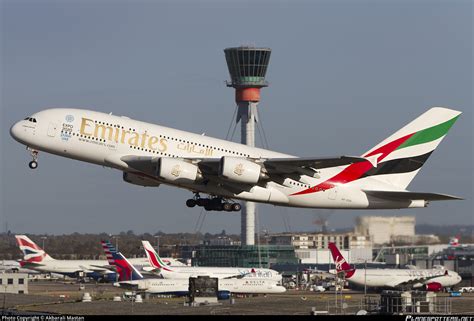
[290,116,459,197]
[396,116,459,150]
[292,133,414,196]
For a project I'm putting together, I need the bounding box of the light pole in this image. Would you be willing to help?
[262,229,270,268]
[154,235,160,256]
[112,236,119,252]
[40,236,47,250]
[364,259,367,296]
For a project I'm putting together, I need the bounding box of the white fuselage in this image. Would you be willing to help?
[22,257,178,276]
[344,268,462,289]
[158,266,281,282]
[10,108,420,209]
[118,277,286,295]
[23,257,147,275]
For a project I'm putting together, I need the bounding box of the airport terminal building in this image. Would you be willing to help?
[0,272,28,294]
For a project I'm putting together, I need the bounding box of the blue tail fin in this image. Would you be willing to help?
[101,240,143,281]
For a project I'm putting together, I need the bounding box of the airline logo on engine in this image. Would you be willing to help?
[171,165,181,177]
[234,163,245,176]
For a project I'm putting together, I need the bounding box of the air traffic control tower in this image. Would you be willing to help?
[224,46,272,246]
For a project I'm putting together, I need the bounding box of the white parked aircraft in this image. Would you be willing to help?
[10,107,462,211]
[107,246,286,296]
[141,240,281,281]
[328,243,462,291]
[14,235,178,282]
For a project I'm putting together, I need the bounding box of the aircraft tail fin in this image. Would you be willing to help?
[141,240,173,272]
[359,107,461,189]
[328,243,352,273]
[101,240,117,266]
[328,243,356,278]
[15,235,55,263]
[102,240,143,281]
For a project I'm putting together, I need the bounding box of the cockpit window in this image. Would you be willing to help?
[24,117,37,123]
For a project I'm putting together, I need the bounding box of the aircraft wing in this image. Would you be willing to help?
[89,264,116,271]
[118,155,367,179]
[262,156,367,173]
[116,282,140,291]
[364,190,463,201]
[303,269,336,279]
[79,265,114,274]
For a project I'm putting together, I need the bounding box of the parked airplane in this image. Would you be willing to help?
[141,240,281,281]
[104,241,286,296]
[328,242,462,292]
[10,107,462,211]
[14,235,179,281]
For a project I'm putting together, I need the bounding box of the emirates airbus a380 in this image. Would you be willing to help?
[10,107,462,211]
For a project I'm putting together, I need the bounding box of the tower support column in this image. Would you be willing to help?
[237,101,258,246]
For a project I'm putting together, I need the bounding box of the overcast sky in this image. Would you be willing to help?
[1,0,472,236]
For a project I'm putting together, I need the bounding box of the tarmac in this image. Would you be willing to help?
[1,281,473,315]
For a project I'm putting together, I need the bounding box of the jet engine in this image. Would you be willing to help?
[217,290,231,300]
[157,158,199,183]
[219,156,262,184]
[425,282,443,292]
[123,172,160,187]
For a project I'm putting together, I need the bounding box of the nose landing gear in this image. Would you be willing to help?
[186,193,241,212]
[27,147,39,169]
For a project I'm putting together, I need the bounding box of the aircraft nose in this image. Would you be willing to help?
[10,121,22,141]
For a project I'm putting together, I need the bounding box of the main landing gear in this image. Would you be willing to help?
[186,194,241,212]
[27,147,39,169]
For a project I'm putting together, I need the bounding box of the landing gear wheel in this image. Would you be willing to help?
[223,203,233,212]
[197,198,210,207]
[186,199,196,208]
[29,161,38,169]
[232,203,242,212]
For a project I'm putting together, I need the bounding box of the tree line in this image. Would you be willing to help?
[0,230,237,260]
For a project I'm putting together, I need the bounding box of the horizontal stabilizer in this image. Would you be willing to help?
[364,190,463,201]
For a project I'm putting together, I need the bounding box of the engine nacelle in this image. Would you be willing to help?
[219,156,262,184]
[425,282,443,292]
[123,172,160,187]
[217,290,231,300]
[157,158,199,183]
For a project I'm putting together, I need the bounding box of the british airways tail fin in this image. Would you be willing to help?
[15,235,55,263]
